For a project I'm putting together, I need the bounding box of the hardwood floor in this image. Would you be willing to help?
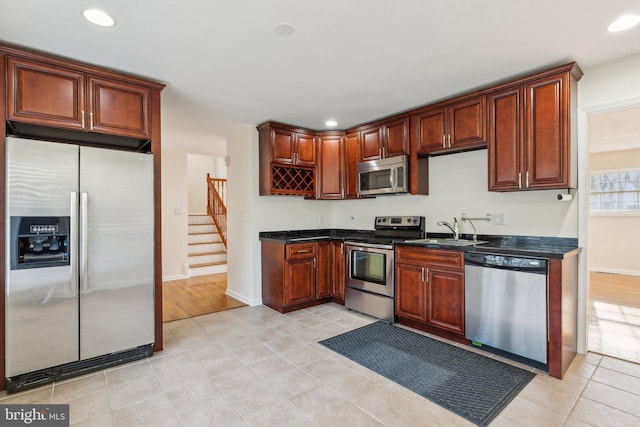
[162,273,246,322]
[588,271,640,363]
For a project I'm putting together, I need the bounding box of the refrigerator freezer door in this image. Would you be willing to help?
[5,137,80,376]
[79,146,154,359]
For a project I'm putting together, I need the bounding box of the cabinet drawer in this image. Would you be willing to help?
[286,243,317,259]
[395,246,464,270]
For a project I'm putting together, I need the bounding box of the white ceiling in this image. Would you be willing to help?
[2,0,640,146]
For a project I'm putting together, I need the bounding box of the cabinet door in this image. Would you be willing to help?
[295,132,317,166]
[360,126,384,161]
[384,116,410,157]
[395,262,427,322]
[331,241,345,301]
[88,77,150,139]
[412,108,447,154]
[6,57,85,130]
[271,127,296,164]
[345,132,361,198]
[426,268,465,335]
[525,74,569,189]
[449,96,486,150]
[488,87,523,191]
[284,257,316,306]
[317,134,345,199]
[316,242,332,299]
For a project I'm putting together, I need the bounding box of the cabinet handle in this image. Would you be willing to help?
[442,134,446,148]
[518,172,522,189]
[425,268,429,283]
[81,111,85,128]
[382,147,386,158]
[526,171,530,188]
[89,112,94,131]
[313,258,316,268]
[447,134,451,148]
[421,267,425,282]
[296,249,310,254]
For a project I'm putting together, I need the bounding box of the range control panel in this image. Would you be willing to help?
[374,216,425,232]
[375,216,422,226]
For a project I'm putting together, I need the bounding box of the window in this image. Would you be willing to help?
[590,168,640,214]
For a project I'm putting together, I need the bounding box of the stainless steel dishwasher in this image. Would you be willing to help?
[464,252,548,364]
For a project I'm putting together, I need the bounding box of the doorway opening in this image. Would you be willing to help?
[163,153,242,322]
[587,105,640,363]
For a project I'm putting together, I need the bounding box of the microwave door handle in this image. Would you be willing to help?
[389,165,396,191]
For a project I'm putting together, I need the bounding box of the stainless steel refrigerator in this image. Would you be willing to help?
[5,136,154,386]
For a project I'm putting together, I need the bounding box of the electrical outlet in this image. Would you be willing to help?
[492,213,506,225]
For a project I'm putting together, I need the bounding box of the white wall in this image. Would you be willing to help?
[187,153,217,215]
[161,148,189,280]
[332,150,578,238]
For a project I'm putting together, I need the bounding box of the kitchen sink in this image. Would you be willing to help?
[406,238,488,246]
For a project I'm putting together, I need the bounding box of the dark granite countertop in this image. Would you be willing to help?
[259,229,579,259]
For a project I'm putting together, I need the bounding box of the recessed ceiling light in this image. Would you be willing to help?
[82,9,116,27]
[325,120,338,127]
[274,23,295,36]
[607,14,640,32]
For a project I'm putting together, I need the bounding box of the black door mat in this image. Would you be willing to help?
[319,321,535,426]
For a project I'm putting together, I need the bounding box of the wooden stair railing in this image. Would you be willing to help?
[207,174,227,249]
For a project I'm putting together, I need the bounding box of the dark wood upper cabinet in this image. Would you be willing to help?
[360,125,384,161]
[295,132,317,166]
[412,108,447,154]
[525,75,567,189]
[88,77,150,139]
[7,57,152,139]
[271,126,296,164]
[358,115,410,161]
[344,131,361,199]
[413,95,486,155]
[488,63,581,191]
[7,58,85,130]
[316,133,345,199]
[487,87,523,190]
[257,122,317,196]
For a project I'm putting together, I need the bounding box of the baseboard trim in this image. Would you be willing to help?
[226,289,261,307]
[588,267,640,277]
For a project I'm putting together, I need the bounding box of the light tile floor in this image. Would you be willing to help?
[2,303,640,426]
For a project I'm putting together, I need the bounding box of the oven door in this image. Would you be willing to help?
[345,243,394,297]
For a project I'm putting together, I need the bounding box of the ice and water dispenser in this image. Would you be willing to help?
[10,216,70,270]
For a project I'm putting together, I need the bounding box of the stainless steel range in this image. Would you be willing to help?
[344,216,425,322]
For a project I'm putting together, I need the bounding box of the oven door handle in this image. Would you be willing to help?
[344,242,393,251]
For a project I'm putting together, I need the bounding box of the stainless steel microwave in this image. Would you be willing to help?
[356,155,408,196]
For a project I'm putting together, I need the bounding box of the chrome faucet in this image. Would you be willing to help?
[437,218,459,240]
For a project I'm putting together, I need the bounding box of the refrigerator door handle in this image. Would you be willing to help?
[80,192,89,290]
[70,192,79,291]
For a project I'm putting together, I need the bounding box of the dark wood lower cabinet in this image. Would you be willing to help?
[331,241,346,302]
[262,240,345,313]
[395,245,466,342]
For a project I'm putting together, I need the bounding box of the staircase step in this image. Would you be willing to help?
[188,215,213,225]
[189,233,223,244]
[189,261,227,268]
[188,224,216,234]
[188,250,226,257]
